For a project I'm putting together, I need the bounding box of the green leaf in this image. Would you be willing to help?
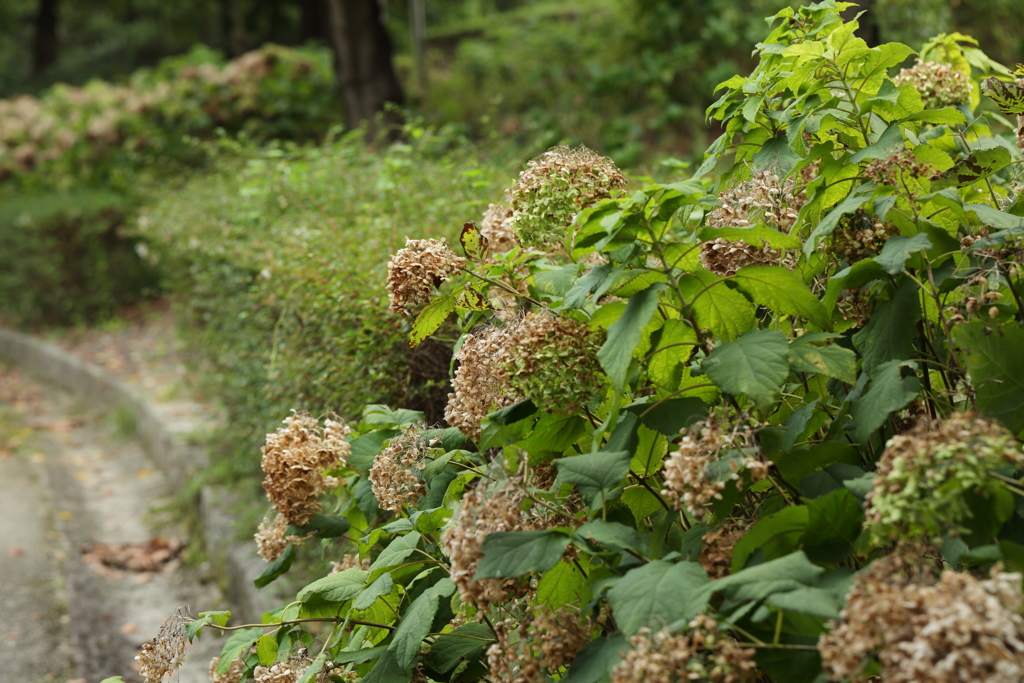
[852,360,919,445]
[852,277,921,374]
[254,543,296,589]
[257,633,279,666]
[460,221,489,260]
[186,610,231,641]
[709,551,824,603]
[730,266,830,329]
[556,450,632,492]
[353,573,395,611]
[533,263,581,297]
[296,653,329,683]
[362,649,413,683]
[900,107,966,126]
[788,338,858,384]
[369,532,422,574]
[536,558,590,608]
[606,561,709,635]
[752,134,801,174]
[598,283,667,390]
[408,295,456,348]
[389,578,456,668]
[700,224,802,249]
[982,77,1024,115]
[824,259,886,314]
[486,399,537,425]
[805,189,873,255]
[875,234,933,274]
[456,287,492,312]
[732,506,809,571]
[518,413,587,454]
[576,520,644,550]
[966,203,1024,230]
[475,530,571,580]
[647,319,697,391]
[424,623,495,674]
[951,147,1013,185]
[622,486,664,521]
[702,329,790,408]
[294,512,351,539]
[298,567,368,603]
[335,645,389,665]
[348,429,398,475]
[626,397,709,436]
[563,634,628,683]
[954,321,1024,434]
[774,442,861,488]
[802,489,864,563]
[217,628,262,674]
[678,270,757,342]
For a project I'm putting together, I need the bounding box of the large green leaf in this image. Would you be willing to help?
[875,234,932,275]
[851,360,919,444]
[732,506,809,571]
[362,649,413,683]
[536,557,590,608]
[702,329,790,408]
[555,450,631,492]
[982,77,1024,115]
[730,266,830,329]
[254,543,296,589]
[409,295,455,348]
[216,628,262,674]
[700,224,803,249]
[606,561,709,635]
[788,338,857,384]
[851,276,921,374]
[389,578,456,668]
[805,189,873,255]
[774,442,861,489]
[709,551,824,603]
[369,533,422,575]
[424,623,495,674]
[297,567,368,603]
[678,270,757,342]
[626,396,709,436]
[599,283,667,390]
[563,634,628,683]
[802,488,864,563]
[474,530,571,580]
[954,321,1024,434]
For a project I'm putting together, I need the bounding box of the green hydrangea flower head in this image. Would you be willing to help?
[509,145,626,249]
[497,311,607,414]
[893,59,973,110]
[866,412,1024,543]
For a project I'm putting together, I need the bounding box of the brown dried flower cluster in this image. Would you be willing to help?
[510,145,627,248]
[822,209,899,262]
[487,606,592,683]
[252,658,320,683]
[443,478,546,607]
[137,613,188,683]
[209,656,245,683]
[661,413,768,521]
[863,148,941,187]
[480,202,518,254]
[369,423,429,512]
[261,411,350,526]
[706,169,807,232]
[255,511,302,562]
[700,237,781,276]
[386,238,466,315]
[611,618,759,683]
[893,59,973,110]
[497,312,606,414]
[820,554,1024,683]
[330,553,370,573]
[445,325,524,441]
[699,520,750,580]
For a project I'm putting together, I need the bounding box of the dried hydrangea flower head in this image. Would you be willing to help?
[330,553,370,573]
[209,655,246,683]
[137,612,189,683]
[706,168,807,232]
[445,324,524,441]
[699,519,750,580]
[496,311,606,414]
[662,410,769,521]
[368,422,429,512]
[611,618,759,683]
[443,477,546,608]
[261,411,351,526]
[386,238,466,315]
[254,511,302,562]
[819,555,1024,683]
[253,655,324,683]
[700,237,781,276]
[822,208,898,263]
[487,605,592,683]
[863,148,941,188]
[480,202,518,254]
[866,412,1024,542]
[893,59,973,110]
[510,145,626,249]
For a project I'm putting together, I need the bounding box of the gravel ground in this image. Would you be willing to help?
[0,363,226,683]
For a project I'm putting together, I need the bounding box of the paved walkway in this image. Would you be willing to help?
[0,363,223,683]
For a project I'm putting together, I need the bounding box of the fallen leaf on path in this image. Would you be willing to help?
[8,546,23,557]
[119,621,137,634]
[80,537,184,576]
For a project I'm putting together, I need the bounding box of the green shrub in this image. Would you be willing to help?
[137,128,520,483]
[0,189,159,326]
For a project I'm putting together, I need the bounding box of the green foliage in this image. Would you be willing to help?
[168,5,1024,683]
[0,188,159,326]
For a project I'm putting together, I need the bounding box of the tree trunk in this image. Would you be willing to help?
[298,0,331,44]
[219,0,247,57]
[325,0,404,132]
[32,0,59,75]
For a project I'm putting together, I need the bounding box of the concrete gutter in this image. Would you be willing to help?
[0,326,277,623]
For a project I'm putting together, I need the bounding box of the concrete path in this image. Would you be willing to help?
[0,365,224,683]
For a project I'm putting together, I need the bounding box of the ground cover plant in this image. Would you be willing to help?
[125,3,1024,681]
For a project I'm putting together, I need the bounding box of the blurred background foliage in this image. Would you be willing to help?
[0,0,1021,487]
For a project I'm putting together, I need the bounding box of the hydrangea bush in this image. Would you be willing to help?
[136,4,1024,682]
